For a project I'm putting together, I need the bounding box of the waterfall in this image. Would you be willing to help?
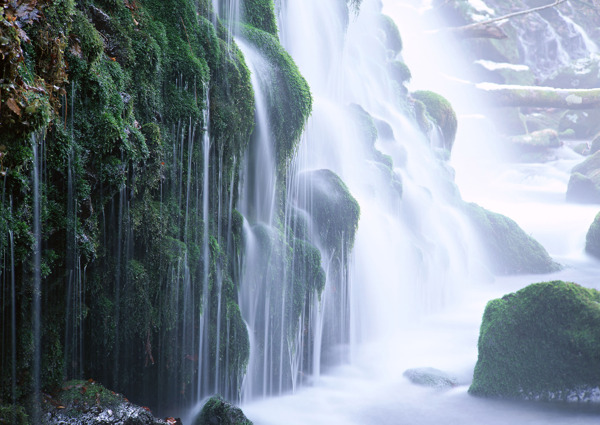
[32,133,43,423]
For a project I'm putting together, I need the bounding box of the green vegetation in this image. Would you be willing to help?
[242,0,278,36]
[196,395,253,425]
[470,281,600,401]
[240,25,312,174]
[379,14,403,55]
[412,90,458,153]
[464,202,560,274]
[585,212,600,259]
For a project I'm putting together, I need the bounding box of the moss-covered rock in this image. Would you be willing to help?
[240,25,312,174]
[585,212,600,259]
[566,151,600,204]
[40,380,168,424]
[241,0,278,36]
[464,202,560,275]
[297,169,360,254]
[411,91,458,153]
[195,395,252,425]
[470,281,600,402]
[378,14,403,56]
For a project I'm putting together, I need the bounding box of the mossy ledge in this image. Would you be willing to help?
[464,202,560,275]
[411,90,458,153]
[470,281,600,402]
[239,24,312,175]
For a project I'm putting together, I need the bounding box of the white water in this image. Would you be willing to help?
[238,0,600,423]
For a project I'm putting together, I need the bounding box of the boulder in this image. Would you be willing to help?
[508,129,561,152]
[41,380,170,425]
[470,281,600,403]
[585,212,600,259]
[411,90,458,153]
[566,151,600,204]
[195,396,252,425]
[464,202,560,275]
[403,367,458,389]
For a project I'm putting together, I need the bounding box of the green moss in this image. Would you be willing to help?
[470,281,600,401]
[240,25,312,173]
[464,202,560,275]
[412,90,457,152]
[0,405,29,425]
[585,212,600,259]
[297,169,360,254]
[347,104,378,145]
[388,60,411,85]
[196,395,253,425]
[242,0,278,36]
[379,14,402,55]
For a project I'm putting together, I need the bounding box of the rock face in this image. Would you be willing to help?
[41,380,170,425]
[195,396,253,425]
[585,212,600,259]
[464,203,560,274]
[470,281,600,402]
[403,367,458,389]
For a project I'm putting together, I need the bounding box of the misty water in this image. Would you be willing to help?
[226,0,600,424]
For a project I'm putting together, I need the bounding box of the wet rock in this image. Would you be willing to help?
[41,380,169,425]
[566,151,600,204]
[463,202,560,275]
[585,212,600,259]
[470,281,600,403]
[195,396,253,425]
[403,367,458,389]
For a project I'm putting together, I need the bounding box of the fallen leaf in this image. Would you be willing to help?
[57,405,65,409]
[5,98,21,117]
[142,406,151,412]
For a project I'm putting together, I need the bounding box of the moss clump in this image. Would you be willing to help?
[50,380,122,416]
[388,60,411,85]
[379,14,402,55]
[470,281,600,401]
[412,90,458,152]
[195,395,252,425]
[240,25,312,173]
[241,0,278,36]
[297,169,360,254]
[585,212,600,259]
[464,202,560,275]
[0,405,29,425]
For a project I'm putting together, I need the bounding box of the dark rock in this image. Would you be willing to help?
[195,396,252,425]
[470,281,600,403]
[403,367,458,389]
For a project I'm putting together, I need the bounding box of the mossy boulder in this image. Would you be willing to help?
[470,281,600,402]
[585,212,600,259]
[559,109,600,139]
[411,91,458,153]
[464,202,560,275]
[566,151,600,204]
[508,129,561,152]
[297,169,360,254]
[195,395,252,425]
[41,380,169,424]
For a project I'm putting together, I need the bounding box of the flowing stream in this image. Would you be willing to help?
[236,0,600,423]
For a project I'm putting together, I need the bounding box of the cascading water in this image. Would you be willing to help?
[239,0,600,424]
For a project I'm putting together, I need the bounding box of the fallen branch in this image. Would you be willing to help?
[476,83,600,109]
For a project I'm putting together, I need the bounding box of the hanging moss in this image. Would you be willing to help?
[470,281,600,402]
[412,90,458,153]
[240,25,312,174]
